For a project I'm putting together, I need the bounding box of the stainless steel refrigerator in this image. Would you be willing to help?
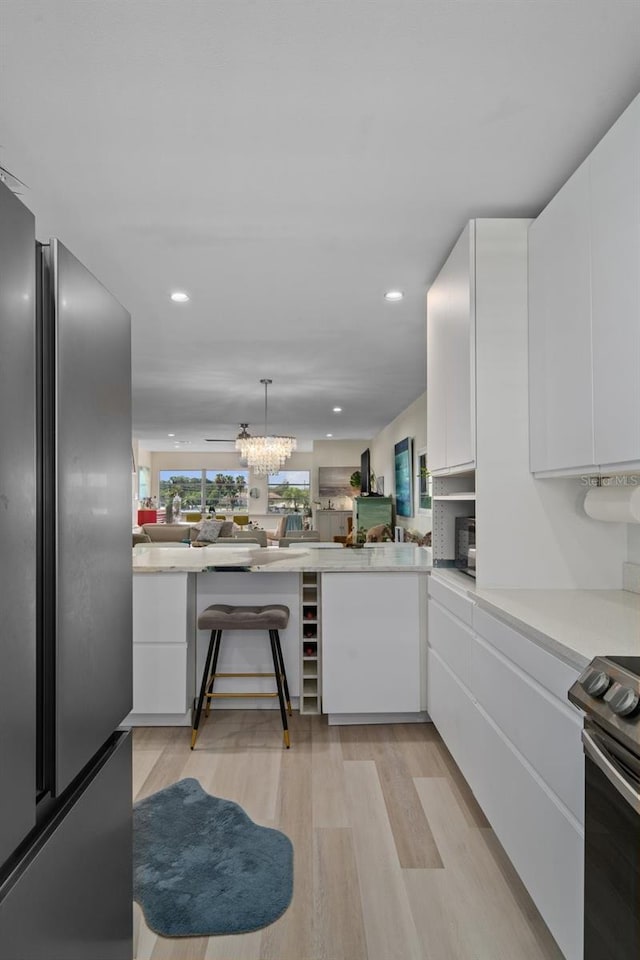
[0,180,133,959]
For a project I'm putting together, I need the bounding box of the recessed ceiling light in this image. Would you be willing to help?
[170,291,190,302]
[384,290,404,302]
[168,433,175,437]
[326,433,333,438]
[332,406,342,413]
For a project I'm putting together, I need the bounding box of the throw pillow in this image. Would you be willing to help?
[194,519,224,543]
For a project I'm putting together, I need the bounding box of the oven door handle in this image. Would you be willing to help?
[582,729,640,814]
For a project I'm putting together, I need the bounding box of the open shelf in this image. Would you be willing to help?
[299,572,321,715]
[432,472,476,567]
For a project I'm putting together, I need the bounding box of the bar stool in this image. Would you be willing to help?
[191,604,292,749]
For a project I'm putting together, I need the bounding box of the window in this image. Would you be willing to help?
[204,470,248,513]
[138,465,151,501]
[267,470,311,514]
[158,470,249,513]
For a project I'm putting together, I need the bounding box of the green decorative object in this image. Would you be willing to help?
[353,496,393,538]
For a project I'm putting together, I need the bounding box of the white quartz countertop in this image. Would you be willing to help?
[430,571,640,669]
[132,543,433,574]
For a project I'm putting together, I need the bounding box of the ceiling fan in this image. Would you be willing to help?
[204,424,251,443]
[0,162,28,196]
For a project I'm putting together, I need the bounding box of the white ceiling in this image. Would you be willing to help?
[2,1,640,453]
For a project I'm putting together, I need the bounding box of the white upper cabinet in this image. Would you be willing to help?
[529,93,640,475]
[528,163,593,473]
[427,222,475,475]
[590,96,640,467]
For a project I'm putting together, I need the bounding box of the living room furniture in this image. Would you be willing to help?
[315,509,351,541]
[232,530,268,547]
[141,523,193,542]
[278,533,321,547]
[139,521,236,544]
[265,515,289,544]
[137,508,158,525]
[191,603,292,749]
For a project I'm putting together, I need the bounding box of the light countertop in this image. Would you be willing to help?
[132,543,433,574]
[132,548,639,668]
[430,570,640,669]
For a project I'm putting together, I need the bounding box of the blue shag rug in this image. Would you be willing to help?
[134,778,293,937]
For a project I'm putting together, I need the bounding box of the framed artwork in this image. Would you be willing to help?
[394,437,413,517]
[318,465,358,497]
[417,447,432,513]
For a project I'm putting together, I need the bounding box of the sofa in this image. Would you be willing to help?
[140,523,198,542]
[135,521,268,547]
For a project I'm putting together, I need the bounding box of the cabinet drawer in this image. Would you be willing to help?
[133,573,190,644]
[133,644,188,714]
[428,597,473,689]
[428,576,474,625]
[471,703,583,960]
[472,634,584,822]
[472,604,580,702]
[427,648,477,790]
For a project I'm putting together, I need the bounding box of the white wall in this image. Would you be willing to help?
[369,391,430,535]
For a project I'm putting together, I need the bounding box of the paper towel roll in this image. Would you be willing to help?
[584,485,640,523]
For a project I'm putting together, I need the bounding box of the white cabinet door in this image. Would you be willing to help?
[427,223,475,474]
[471,633,584,822]
[528,162,593,473]
[322,573,425,715]
[426,268,449,474]
[428,597,473,689]
[445,223,475,471]
[590,96,640,467]
[470,704,584,960]
[316,511,351,540]
[426,647,477,789]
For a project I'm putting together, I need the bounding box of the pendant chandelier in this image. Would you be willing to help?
[236,379,297,475]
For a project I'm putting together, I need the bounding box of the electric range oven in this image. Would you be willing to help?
[569,656,640,960]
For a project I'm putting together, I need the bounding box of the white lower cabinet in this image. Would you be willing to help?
[427,578,584,960]
[470,699,583,960]
[322,572,427,718]
[315,510,351,541]
[129,572,196,724]
[133,644,189,715]
[427,647,477,792]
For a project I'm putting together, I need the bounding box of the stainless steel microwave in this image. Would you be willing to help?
[455,516,476,577]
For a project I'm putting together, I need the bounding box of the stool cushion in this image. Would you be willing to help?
[198,603,290,631]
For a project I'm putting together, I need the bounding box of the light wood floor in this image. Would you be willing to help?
[132,710,565,960]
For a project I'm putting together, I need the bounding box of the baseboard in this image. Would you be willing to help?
[124,709,192,727]
[327,711,431,726]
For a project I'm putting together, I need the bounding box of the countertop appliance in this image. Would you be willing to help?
[454,516,476,578]
[0,181,133,958]
[568,655,640,960]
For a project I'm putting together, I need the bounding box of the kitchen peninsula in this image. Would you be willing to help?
[129,543,432,726]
